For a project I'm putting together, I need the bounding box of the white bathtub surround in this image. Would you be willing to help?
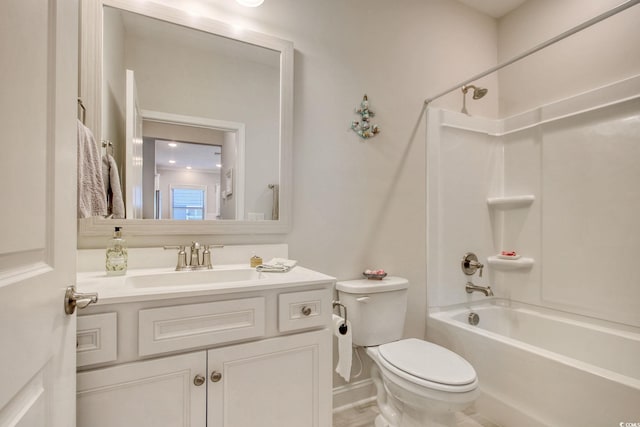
[427,75,640,424]
[428,299,640,426]
[427,74,640,325]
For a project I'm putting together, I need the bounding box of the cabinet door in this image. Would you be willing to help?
[77,351,207,427]
[208,329,332,427]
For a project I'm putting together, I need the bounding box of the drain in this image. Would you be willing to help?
[468,312,479,326]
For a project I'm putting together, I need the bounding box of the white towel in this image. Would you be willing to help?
[102,154,125,219]
[266,258,297,268]
[255,258,298,273]
[77,120,107,218]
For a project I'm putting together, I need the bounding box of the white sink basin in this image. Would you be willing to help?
[125,268,264,288]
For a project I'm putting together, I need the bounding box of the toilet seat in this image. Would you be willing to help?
[376,338,477,393]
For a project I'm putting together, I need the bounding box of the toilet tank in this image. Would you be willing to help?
[336,277,409,346]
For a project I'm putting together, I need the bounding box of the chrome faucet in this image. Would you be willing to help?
[465,282,494,297]
[164,242,223,271]
[189,241,201,267]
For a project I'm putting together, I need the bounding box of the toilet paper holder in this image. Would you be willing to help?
[332,301,348,335]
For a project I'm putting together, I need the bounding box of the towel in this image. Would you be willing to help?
[77,120,107,218]
[102,154,125,219]
[256,258,298,273]
[267,258,298,268]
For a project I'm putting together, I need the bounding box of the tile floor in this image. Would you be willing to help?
[333,400,501,427]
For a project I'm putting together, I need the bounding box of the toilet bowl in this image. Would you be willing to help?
[367,340,479,427]
[336,277,479,427]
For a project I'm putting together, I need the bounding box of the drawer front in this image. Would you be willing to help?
[138,297,265,356]
[278,289,332,332]
[77,312,118,367]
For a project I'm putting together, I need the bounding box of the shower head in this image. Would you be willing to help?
[461,84,488,115]
[462,84,488,99]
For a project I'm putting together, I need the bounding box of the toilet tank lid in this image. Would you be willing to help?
[336,276,408,294]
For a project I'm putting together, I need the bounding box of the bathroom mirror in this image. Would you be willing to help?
[78,0,293,236]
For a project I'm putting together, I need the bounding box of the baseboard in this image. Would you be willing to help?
[332,378,376,412]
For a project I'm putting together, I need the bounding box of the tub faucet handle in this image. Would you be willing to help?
[462,252,484,277]
[475,262,484,278]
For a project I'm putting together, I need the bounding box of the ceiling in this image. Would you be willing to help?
[154,139,222,173]
[456,0,527,18]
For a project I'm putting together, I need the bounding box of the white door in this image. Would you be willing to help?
[0,0,78,425]
[125,69,143,219]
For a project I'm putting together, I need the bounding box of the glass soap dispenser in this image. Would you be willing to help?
[106,226,128,276]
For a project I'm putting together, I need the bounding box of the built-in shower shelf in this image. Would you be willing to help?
[487,256,535,271]
[487,195,535,209]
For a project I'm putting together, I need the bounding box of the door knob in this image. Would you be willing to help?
[64,285,98,315]
[193,375,206,386]
[210,371,222,382]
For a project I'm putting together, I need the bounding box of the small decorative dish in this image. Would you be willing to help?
[363,269,387,280]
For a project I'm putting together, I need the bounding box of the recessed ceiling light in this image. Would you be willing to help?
[168,142,177,147]
[236,0,264,7]
[169,160,176,164]
[186,166,192,170]
[216,163,222,168]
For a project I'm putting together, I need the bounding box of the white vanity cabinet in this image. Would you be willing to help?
[75,277,333,427]
[77,351,207,427]
[207,330,330,427]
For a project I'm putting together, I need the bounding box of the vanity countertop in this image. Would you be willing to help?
[77,264,336,305]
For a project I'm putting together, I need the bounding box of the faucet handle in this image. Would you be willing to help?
[201,245,213,269]
[164,245,188,271]
[476,262,484,278]
[461,252,484,277]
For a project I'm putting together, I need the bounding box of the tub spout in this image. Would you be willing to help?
[466,282,494,297]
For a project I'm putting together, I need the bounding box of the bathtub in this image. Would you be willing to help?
[427,299,640,427]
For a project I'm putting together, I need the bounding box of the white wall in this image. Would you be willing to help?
[497,0,640,116]
[102,7,126,179]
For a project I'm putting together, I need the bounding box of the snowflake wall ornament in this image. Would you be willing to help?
[351,94,380,140]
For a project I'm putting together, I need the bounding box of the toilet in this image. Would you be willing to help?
[336,277,479,427]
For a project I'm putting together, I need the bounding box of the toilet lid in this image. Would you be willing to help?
[378,338,476,386]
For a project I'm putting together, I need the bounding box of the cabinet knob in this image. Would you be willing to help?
[193,375,206,386]
[301,306,312,316]
[210,371,222,383]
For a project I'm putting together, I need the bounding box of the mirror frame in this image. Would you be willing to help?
[79,0,293,236]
